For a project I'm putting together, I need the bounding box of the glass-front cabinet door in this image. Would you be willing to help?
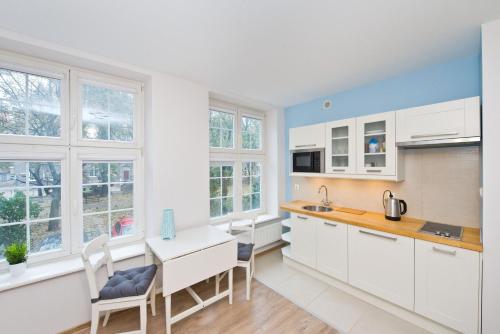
[356,112,396,175]
[325,119,356,174]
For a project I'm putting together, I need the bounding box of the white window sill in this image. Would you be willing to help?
[213,214,281,232]
[0,243,145,293]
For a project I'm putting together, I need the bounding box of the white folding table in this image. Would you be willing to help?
[146,225,237,334]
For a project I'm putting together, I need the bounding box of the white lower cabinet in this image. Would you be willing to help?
[290,213,317,268]
[415,240,480,334]
[348,226,415,310]
[316,220,348,282]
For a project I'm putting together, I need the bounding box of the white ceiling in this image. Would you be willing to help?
[0,0,499,107]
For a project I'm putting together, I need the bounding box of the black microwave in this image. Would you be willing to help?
[292,150,324,173]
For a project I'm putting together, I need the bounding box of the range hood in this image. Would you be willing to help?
[396,136,481,149]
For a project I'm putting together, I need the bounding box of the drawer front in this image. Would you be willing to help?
[348,226,414,310]
[163,239,237,295]
[415,240,480,334]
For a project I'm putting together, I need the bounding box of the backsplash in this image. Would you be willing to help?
[291,146,480,228]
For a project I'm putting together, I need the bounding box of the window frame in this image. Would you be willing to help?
[70,147,144,252]
[209,160,235,219]
[0,144,70,270]
[70,69,144,149]
[0,51,70,146]
[241,159,264,213]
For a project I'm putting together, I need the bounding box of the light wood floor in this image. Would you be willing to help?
[68,264,338,334]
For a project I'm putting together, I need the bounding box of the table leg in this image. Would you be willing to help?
[145,244,154,266]
[165,294,172,334]
[228,268,233,305]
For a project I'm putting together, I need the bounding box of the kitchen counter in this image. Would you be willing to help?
[280,200,482,252]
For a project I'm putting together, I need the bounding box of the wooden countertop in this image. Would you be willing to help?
[280,200,483,252]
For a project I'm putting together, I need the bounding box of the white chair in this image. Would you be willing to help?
[82,235,157,334]
[216,213,257,300]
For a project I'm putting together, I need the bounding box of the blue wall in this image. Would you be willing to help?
[284,54,482,200]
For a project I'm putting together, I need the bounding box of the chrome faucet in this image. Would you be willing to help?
[318,185,332,207]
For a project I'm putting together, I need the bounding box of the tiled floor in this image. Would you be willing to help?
[255,248,431,334]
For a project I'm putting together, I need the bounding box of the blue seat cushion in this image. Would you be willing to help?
[97,264,157,302]
[238,242,254,261]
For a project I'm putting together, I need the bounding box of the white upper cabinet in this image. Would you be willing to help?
[289,123,326,150]
[325,119,356,174]
[396,97,480,144]
[415,240,480,334]
[316,219,348,282]
[356,111,396,176]
[348,225,414,310]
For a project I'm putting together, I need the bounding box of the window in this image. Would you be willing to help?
[209,162,234,218]
[0,52,144,266]
[242,161,261,211]
[82,161,134,242]
[0,160,62,259]
[241,116,262,150]
[0,68,62,138]
[209,100,265,220]
[209,109,234,149]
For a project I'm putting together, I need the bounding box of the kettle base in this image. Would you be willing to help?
[385,215,401,221]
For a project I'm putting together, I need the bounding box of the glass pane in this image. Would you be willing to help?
[0,99,25,135]
[83,185,108,213]
[332,138,348,155]
[222,197,233,215]
[30,219,61,253]
[364,121,386,134]
[0,190,28,223]
[221,165,233,177]
[251,193,261,210]
[28,162,61,186]
[209,178,221,198]
[242,162,251,177]
[332,156,348,167]
[82,162,108,184]
[110,183,133,210]
[210,199,221,218]
[251,176,261,193]
[83,213,109,243]
[209,165,221,178]
[242,195,251,211]
[331,126,348,138]
[221,178,233,197]
[220,129,233,148]
[111,210,134,238]
[242,176,251,194]
[209,128,220,147]
[209,110,220,128]
[241,116,262,150]
[81,83,135,142]
[110,162,133,182]
[0,161,27,188]
[220,112,233,130]
[364,154,386,168]
[0,68,61,138]
[0,223,26,260]
[364,134,386,154]
[29,187,61,220]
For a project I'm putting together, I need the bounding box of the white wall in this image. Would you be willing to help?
[481,18,500,334]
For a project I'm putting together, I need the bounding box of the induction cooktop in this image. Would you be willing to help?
[419,221,463,240]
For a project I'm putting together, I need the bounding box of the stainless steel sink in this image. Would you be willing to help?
[302,205,333,212]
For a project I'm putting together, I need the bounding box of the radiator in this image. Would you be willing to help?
[236,220,282,249]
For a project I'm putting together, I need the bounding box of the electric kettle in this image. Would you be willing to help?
[383,190,407,221]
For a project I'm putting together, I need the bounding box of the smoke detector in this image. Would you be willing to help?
[322,100,332,110]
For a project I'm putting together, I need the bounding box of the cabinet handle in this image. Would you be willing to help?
[332,169,346,172]
[366,169,382,173]
[297,215,308,220]
[411,132,459,139]
[359,229,397,241]
[432,246,456,256]
[324,222,337,227]
[295,144,316,148]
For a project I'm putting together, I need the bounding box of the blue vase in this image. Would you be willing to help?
[161,209,175,240]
